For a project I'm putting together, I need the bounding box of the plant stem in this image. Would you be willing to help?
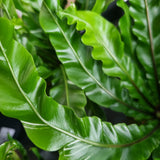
[61,65,70,107]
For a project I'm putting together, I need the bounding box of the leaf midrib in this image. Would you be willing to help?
[87,13,154,108]
[0,41,106,148]
[61,10,155,112]
[0,40,158,149]
[44,3,151,114]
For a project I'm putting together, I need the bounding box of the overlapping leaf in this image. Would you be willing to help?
[0,17,160,160]
[60,4,156,110]
[39,1,154,119]
[129,0,160,106]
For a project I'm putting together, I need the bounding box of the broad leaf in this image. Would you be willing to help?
[0,17,160,160]
[129,0,160,106]
[60,4,156,110]
[59,122,160,160]
[40,1,154,120]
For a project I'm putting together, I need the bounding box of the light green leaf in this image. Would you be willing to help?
[92,0,114,14]
[40,1,154,120]
[0,17,14,47]
[0,17,160,160]
[129,0,160,106]
[60,5,155,110]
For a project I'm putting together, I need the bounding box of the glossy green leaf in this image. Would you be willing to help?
[129,0,160,106]
[92,0,114,14]
[9,0,59,77]
[49,66,87,117]
[40,1,154,120]
[58,121,160,160]
[0,17,160,160]
[60,4,156,109]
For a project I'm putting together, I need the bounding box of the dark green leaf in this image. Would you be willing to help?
[75,0,96,10]
[49,66,87,117]
[152,146,160,160]
[129,0,160,106]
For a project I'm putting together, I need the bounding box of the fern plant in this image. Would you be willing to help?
[0,0,160,159]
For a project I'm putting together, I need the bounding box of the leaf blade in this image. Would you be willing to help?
[60,6,155,110]
[39,1,153,119]
[0,17,159,160]
[129,0,160,105]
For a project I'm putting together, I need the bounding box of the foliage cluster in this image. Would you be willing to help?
[0,0,160,159]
